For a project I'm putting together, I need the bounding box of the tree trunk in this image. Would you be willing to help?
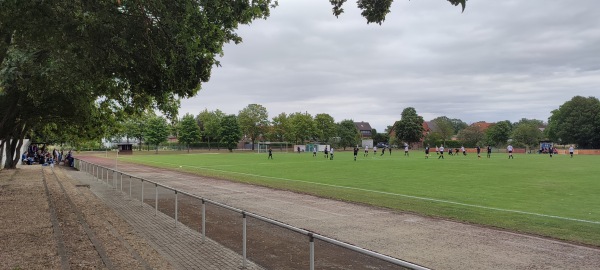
[4,138,19,169]
[0,140,5,168]
[251,138,255,150]
[208,137,211,151]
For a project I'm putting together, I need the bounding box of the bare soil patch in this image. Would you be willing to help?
[0,166,173,269]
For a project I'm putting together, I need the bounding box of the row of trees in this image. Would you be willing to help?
[109,104,364,152]
[420,96,600,150]
[110,95,600,154]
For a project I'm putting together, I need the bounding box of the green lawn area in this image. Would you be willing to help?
[114,150,600,246]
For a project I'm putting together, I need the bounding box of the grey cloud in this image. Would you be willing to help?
[180,0,600,131]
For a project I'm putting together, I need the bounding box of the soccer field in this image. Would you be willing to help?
[116,150,600,246]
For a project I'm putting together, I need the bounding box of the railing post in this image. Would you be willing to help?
[202,200,206,243]
[141,179,144,206]
[129,176,132,198]
[155,184,158,216]
[113,171,117,189]
[243,212,247,268]
[309,233,315,270]
[175,191,178,228]
[120,173,123,192]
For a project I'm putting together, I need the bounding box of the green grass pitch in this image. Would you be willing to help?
[116,150,600,246]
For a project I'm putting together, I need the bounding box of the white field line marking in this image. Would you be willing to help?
[132,159,600,225]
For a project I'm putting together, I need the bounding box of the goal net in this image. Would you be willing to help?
[257,142,291,153]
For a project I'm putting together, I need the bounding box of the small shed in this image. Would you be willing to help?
[118,143,133,155]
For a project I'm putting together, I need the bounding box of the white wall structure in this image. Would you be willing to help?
[361,139,373,148]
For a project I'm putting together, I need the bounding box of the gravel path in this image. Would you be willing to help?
[79,156,600,269]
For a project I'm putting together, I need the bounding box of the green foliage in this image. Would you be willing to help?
[197,109,225,150]
[337,119,360,150]
[268,112,289,142]
[314,113,337,143]
[393,107,424,146]
[238,104,269,150]
[485,120,512,146]
[547,96,600,148]
[372,131,390,145]
[178,113,201,152]
[144,116,169,153]
[431,116,455,143]
[330,0,466,24]
[450,118,468,134]
[457,125,484,147]
[511,123,543,149]
[0,0,276,168]
[288,112,315,144]
[220,115,242,152]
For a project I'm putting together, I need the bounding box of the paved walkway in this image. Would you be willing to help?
[65,168,264,270]
[78,156,600,270]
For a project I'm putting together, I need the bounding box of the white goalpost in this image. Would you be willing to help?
[257,142,291,153]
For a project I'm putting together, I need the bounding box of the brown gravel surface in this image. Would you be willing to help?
[0,165,173,270]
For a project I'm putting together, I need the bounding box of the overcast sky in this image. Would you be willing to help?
[179,0,600,132]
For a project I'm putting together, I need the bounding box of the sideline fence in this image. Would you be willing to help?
[74,158,429,270]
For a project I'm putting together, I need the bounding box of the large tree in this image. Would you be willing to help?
[485,120,512,147]
[314,113,336,143]
[511,123,543,151]
[329,0,466,24]
[144,116,169,154]
[288,112,315,144]
[547,96,600,148]
[393,107,424,147]
[220,115,242,152]
[270,112,290,143]
[178,113,201,153]
[0,0,276,168]
[338,119,360,150]
[197,109,225,150]
[238,104,269,150]
[430,116,455,144]
[457,125,485,147]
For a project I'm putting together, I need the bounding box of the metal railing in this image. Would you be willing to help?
[74,158,429,270]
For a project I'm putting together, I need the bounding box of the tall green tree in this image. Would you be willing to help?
[238,104,269,150]
[511,123,543,151]
[372,129,390,145]
[288,112,315,144]
[0,0,276,168]
[178,113,201,153]
[450,118,469,135]
[338,119,360,150]
[220,115,242,152]
[144,116,169,153]
[485,120,512,146]
[270,112,290,143]
[314,113,336,143]
[393,107,424,147]
[430,116,455,144]
[457,125,485,147]
[197,109,225,150]
[547,96,600,148]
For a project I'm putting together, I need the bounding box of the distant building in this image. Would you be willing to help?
[470,121,493,132]
[354,122,373,138]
